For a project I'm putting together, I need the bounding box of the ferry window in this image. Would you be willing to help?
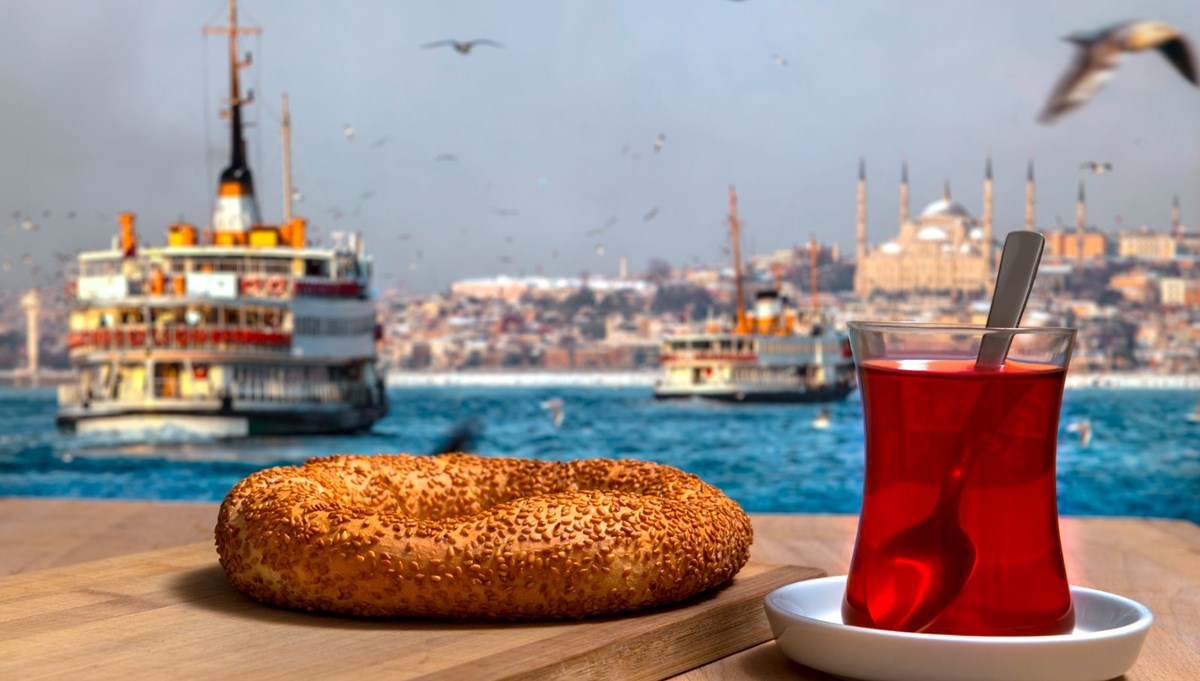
[694,340,711,351]
[305,259,326,277]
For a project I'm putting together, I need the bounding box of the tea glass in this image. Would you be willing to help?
[842,321,1076,636]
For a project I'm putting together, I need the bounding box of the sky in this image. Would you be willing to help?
[0,0,1197,293]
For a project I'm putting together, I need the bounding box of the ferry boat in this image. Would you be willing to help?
[654,188,856,403]
[55,1,388,437]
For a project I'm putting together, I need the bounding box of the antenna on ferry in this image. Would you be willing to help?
[281,93,294,223]
[204,0,262,239]
[728,186,748,333]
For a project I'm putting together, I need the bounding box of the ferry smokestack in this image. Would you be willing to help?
[118,211,138,258]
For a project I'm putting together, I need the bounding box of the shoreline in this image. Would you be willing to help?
[4,370,1198,391]
[386,370,659,388]
[385,370,1200,390]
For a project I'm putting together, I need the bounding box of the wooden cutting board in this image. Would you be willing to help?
[0,542,822,680]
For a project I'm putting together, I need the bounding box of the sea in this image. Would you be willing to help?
[1,385,1197,524]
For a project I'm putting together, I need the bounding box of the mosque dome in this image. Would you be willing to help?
[916,226,948,241]
[919,199,973,220]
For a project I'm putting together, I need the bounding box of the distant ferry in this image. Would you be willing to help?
[654,188,855,403]
[55,0,387,437]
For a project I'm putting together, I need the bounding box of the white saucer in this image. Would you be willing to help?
[764,576,1153,681]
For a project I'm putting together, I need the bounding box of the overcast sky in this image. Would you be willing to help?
[0,0,1197,293]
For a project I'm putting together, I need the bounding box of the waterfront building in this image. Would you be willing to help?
[450,275,650,302]
[1044,229,1110,260]
[1109,269,1158,305]
[1118,229,1177,260]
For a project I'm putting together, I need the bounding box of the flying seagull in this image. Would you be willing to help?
[1040,19,1197,123]
[421,39,504,55]
[1081,161,1114,174]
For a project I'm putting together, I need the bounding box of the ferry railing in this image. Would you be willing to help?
[60,375,375,410]
[58,377,149,407]
[228,379,361,405]
[68,266,366,300]
[67,325,293,356]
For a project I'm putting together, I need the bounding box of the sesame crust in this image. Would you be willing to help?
[215,453,753,619]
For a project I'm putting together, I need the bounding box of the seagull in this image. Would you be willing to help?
[812,408,831,430]
[342,123,355,140]
[435,153,459,163]
[1040,20,1197,123]
[772,53,789,67]
[492,207,520,217]
[654,133,666,153]
[1081,161,1114,174]
[540,398,564,428]
[642,207,660,222]
[1066,418,1093,447]
[586,217,617,236]
[421,39,503,55]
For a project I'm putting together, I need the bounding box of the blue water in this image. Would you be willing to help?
[1,386,1197,523]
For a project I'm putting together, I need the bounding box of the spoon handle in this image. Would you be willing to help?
[976,232,1045,370]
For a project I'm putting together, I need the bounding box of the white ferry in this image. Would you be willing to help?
[654,188,856,403]
[55,1,387,437]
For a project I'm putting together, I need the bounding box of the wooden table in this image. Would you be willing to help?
[1,498,1197,679]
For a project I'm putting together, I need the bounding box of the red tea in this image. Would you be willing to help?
[843,358,1074,636]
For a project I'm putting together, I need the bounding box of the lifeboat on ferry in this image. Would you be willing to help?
[240,274,262,297]
[265,275,288,297]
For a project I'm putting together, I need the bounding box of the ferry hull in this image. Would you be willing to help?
[653,383,854,403]
[56,401,388,438]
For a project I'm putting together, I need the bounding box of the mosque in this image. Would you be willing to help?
[853,158,1034,297]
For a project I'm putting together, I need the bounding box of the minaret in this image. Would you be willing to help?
[854,158,867,295]
[728,186,747,332]
[1024,159,1035,232]
[899,160,910,227]
[207,0,262,240]
[1076,180,1087,267]
[19,289,39,388]
[982,156,994,274]
[943,178,951,201]
[1172,194,1182,245]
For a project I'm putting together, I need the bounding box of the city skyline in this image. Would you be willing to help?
[0,0,1196,293]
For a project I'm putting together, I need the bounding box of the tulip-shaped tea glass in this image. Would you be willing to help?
[843,322,1076,636]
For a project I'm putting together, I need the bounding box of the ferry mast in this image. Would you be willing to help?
[204,0,262,239]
